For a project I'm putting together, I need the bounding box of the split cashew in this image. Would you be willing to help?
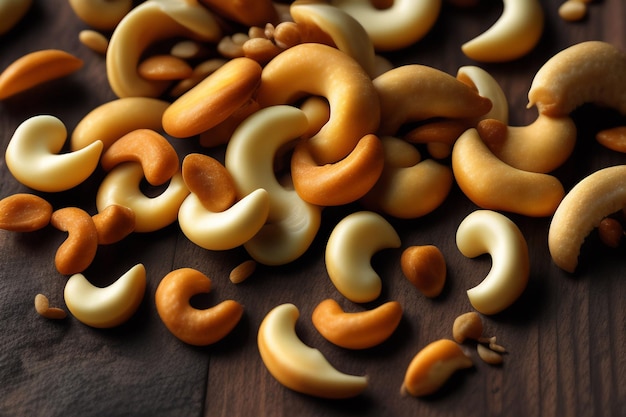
[51,207,99,275]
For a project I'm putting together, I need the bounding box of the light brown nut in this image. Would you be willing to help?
[217,34,247,59]
[299,96,330,138]
[169,58,228,98]
[170,40,209,60]
[558,0,588,22]
[400,245,446,298]
[403,119,472,149]
[34,294,67,320]
[0,193,52,232]
[162,57,261,138]
[0,0,33,35]
[78,29,109,55]
[155,268,244,346]
[596,126,626,153]
[598,217,623,248]
[92,204,135,245]
[198,0,278,26]
[242,37,283,65]
[50,207,99,275]
[138,54,193,81]
[452,311,483,343]
[451,128,564,217]
[0,49,83,100]
[401,339,473,397]
[273,21,302,50]
[477,343,503,365]
[311,299,403,350]
[71,97,170,152]
[181,153,236,213]
[229,259,256,284]
[548,165,626,272]
[68,0,132,31]
[100,129,179,186]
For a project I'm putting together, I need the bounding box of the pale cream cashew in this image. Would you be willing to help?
[451,128,564,217]
[325,211,401,303]
[225,105,321,265]
[96,162,189,233]
[64,264,147,328]
[456,65,509,124]
[68,0,132,31]
[0,0,32,35]
[106,0,222,98]
[329,0,442,51]
[456,210,530,315]
[5,115,103,192]
[461,0,544,62]
[527,41,626,117]
[258,303,368,399]
[548,165,626,273]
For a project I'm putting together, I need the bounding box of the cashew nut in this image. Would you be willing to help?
[64,264,147,328]
[456,210,530,315]
[548,165,626,273]
[461,0,544,62]
[51,207,99,275]
[0,0,32,35]
[596,126,626,153]
[78,29,109,55]
[155,268,244,346]
[451,128,564,217]
[138,54,193,81]
[311,299,403,349]
[401,245,447,298]
[34,293,67,320]
[68,0,132,31]
[0,193,52,232]
[258,303,368,399]
[456,65,509,124]
[325,211,401,303]
[92,204,135,245]
[180,153,237,213]
[5,115,103,193]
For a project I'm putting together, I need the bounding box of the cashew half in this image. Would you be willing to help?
[258,303,368,399]
[325,211,401,303]
[456,210,529,315]
[461,0,544,62]
[5,115,103,192]
[548,165,626,273]
[64,264,147,328]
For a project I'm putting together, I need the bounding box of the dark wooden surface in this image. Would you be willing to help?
[1,1,626,416]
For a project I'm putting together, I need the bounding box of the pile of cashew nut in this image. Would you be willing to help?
[1,0,625,401]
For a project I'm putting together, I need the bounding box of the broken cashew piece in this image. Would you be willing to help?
[258,303,368,399]
[5,115,103,192]
[0,193,52,232]
[461,0,544,62]
[325,211,401,303]
[548,165,626,273]
[456,210,530,315]
[64,264,147,328]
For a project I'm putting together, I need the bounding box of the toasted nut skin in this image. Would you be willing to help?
[452,312,483,343]
[258,303,368,399]
[69,0,132,31]
[0,193,52,232]
[181,153,237,213]
[401,245,446,298]
[401,339,473,397]
[51,207,99,275]
[155,268,244,346]
[92,204,135,245]
[0,49,83,100]
[312,299,403,349]
[138,54,193,81]
[34,294,67,320]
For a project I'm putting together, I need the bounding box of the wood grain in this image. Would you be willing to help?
[0,1,625,416]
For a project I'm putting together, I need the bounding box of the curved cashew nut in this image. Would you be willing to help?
[68,0,132,31]
[225,105,321,265]
[456,65,509,124]
[361,136,453,219]
[258,303,368,399]
[312,299,403,349]
[64,264,147,328]
[106,0,221,98]
[330,0,441,51]
[456,210,530,315]
[255,43,380,164]
[5,115,103,192]
[180,153,236,212]
[96,162,189,233]
[374,64,492,136]
[461,0,544,62]
[548,165,626,273]
[476,114,577,173]
[325,211,401,303]
[451,128,564,217]
[51,207,99,275]
[527,41,626,117]
[155,268,244,346]
[0,0,32,35]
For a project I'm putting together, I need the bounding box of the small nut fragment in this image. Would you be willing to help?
[400,245,446,298]
[51,207,99,275]
[596,126,626,153]
[598,217,623,248]
[229,260,256,284]
[181,153,236,213]
[452,312,483,343]
[558,1,588,22]
[0,193,52,232]
[34,294,67,320]
[138,54,193,81]
[477,343,503,365]
[78,30,109,55]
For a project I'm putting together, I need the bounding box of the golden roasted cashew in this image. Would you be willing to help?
[92,204,135,245]
[5,115,103,192]
[451,128,564,217]
[456,210,530,315]
[456,65,509,124]
[68,0,132,31]
[401,245,447,298]
[0,0,32,35]
[180,153,236,212]
[527,41,626,117]
[0,193,52,232]
[548,165,626,273]
[374,64,492,136]
[258,303,368,399]
[325,211,401,303]
[461,0,544,62]
[155,268,244,346]
[64,264,147,328]
[224,105,321,265]
[51,207,99,275]
[255,43,380,164]
[329,0,442,51]
[96,162,189,233]
[106,0,222,98]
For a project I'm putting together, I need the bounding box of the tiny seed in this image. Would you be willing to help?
[230,259,257,284]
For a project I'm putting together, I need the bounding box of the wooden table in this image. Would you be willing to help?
[1,1,625,416]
